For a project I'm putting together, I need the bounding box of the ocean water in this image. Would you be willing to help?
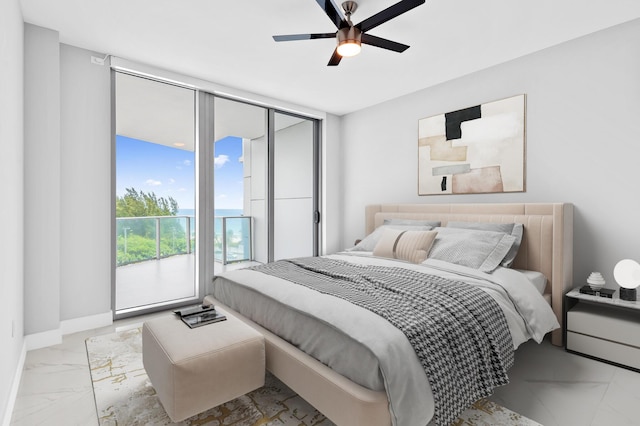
[177,208,243,218]
[213,209,246,238]
[177,208,245,237]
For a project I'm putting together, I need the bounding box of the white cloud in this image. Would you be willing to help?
[216,194,227,199]
[145,179,162,186]
[214,155,230,168]
[183,159,192,167]
[168,178,176,184]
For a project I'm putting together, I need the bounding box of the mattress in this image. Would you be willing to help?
[210,253,559,426]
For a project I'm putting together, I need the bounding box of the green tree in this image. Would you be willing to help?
[115,188,186,265]
[116,188,178,217]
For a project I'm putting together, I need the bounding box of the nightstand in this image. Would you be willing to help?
[565,287,640,371]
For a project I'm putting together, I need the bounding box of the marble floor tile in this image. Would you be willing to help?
[525,381,609,426]
[591,367,640,425]
[509,339,617,384]
[10,320,640,426]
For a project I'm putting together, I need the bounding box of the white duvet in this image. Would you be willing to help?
[211,253,559,426]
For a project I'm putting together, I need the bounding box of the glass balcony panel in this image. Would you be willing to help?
[215,216,252,264]
[159,216,190,257]
[116,216,196,266]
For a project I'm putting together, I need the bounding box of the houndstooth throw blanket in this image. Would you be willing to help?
[251,257,514,426]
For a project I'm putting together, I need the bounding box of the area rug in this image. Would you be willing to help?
[86,327,542,426]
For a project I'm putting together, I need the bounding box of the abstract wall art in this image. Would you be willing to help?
[418,94,525,195]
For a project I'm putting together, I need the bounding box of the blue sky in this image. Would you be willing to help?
[213,136,244,210]
[116,135,244,210]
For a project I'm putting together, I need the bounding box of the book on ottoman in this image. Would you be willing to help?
[181,311,227,328]
[174,304,227,328]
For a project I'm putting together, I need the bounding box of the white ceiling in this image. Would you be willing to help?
[115,72,306,150]
[115,72,196,150]
[20,0,640,116]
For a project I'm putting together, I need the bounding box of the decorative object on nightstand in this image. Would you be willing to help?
[578,285,615,298]
[587,272,605,291]
[578,271,613,298]
[613,259,640,302]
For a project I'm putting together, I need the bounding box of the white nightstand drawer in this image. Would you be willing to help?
[567,303,640,347]
[567,331,640,370]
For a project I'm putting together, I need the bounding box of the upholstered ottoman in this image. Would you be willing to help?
[142,309,265,422]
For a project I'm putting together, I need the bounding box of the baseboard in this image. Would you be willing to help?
[61,311,113,335]
[24,311,113,351]
[1,341,26,426]
[5,311,113,423]
[24,328,62,351]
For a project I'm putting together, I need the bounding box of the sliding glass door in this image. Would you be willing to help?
[273,112,319,260]
[212,97,267,266]
[113,72,199,316]
[113,74,321,317]
[211,100,320,264]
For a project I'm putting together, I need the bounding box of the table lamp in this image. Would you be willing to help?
[613,259,640,301]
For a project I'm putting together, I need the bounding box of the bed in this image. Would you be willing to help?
[204,202,573,426]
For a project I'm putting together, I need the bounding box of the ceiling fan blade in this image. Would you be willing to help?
[315,0,348,29]
[356,0,425,33]
[361,33,409,52]
[327,48,342,66]
[273,33,336,42]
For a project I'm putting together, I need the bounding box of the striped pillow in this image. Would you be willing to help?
[373,229,438,264]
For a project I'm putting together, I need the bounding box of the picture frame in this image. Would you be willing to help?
[418,94,525,195]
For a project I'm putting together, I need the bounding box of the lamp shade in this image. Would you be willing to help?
[336,26,362,58]
[613,259,640,289]
[337,41,361,57]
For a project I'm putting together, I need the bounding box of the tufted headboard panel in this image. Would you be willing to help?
[364,203,573,346]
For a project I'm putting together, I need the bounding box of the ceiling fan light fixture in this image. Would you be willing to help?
[272,0,425,66]
[336,26,362,57]
[337,40,361,57]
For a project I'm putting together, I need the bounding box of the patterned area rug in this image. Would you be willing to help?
[86,327,542,426]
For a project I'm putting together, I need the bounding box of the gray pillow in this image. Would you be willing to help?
[348,224,434,252]
[428,227,517,273]
[446,221,523,267]
[383,218,441,227]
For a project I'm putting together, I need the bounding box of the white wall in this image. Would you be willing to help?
[341,18,640,287]
[0,0,25,422]
[22,26,112,346]
[322,113,343,255]
[59,44,112,321]
[23,24,61,336]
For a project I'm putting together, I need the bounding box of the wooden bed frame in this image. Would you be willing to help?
[206,202,573,426]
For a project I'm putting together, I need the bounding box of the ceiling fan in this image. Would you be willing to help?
[273,0,426,66]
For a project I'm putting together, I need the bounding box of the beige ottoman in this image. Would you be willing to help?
[142,309,265,422]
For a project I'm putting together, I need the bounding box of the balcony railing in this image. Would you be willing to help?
[116,215,252,266]
[215,216,253,265]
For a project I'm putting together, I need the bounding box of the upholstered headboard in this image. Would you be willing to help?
[364,203,573,346]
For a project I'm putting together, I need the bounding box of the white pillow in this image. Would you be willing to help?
[373,229,438,264]
[515,269,548,294]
